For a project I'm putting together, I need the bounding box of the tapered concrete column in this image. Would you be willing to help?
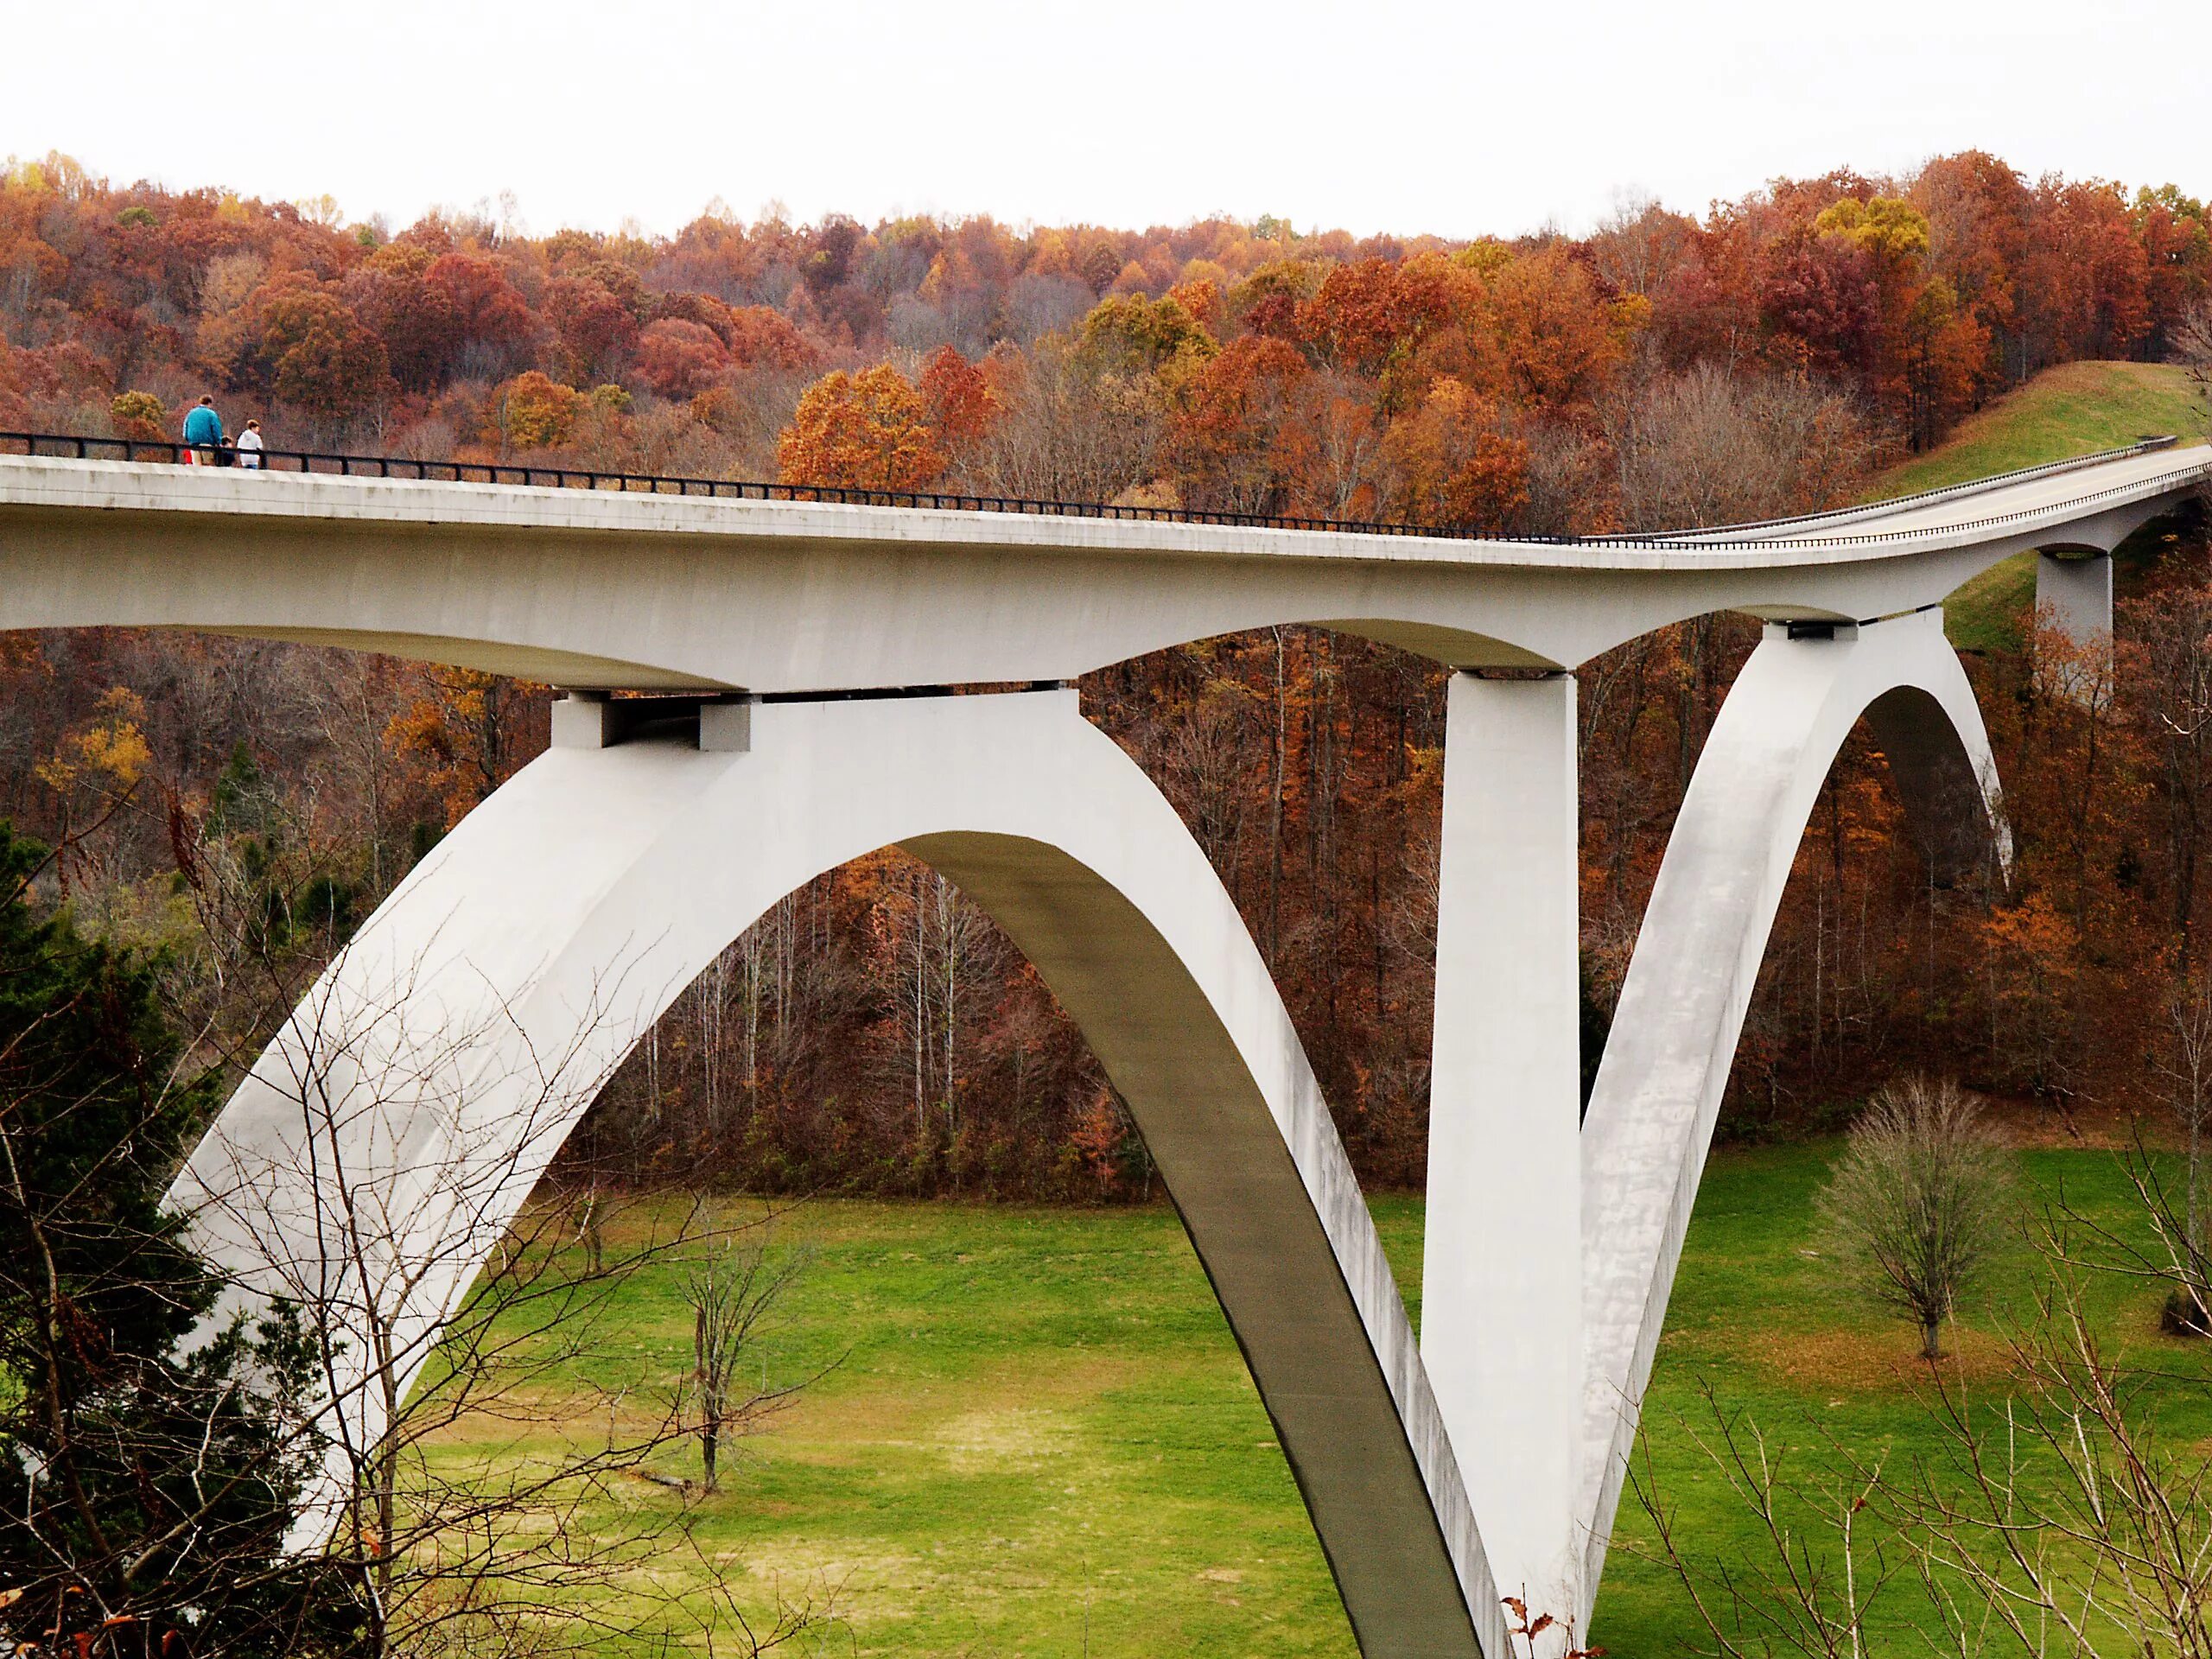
[1423,671,1583,1627]
[2036,550,2113,647]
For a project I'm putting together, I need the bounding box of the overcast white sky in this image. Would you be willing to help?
[3,0,2204,241]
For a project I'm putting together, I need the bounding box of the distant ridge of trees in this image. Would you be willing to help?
[3,150,2212,1198]
[2,149,2201,498]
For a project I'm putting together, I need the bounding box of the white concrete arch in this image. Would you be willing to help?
[173,689,1505,1659]
[1573,607,2006,1621]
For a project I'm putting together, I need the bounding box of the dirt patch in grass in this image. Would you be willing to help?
[934,1404,1079,1470]
[1983,1094,2146,1151]
[764,1349,1155,1467]
[709,1539,945,1622]
[1745,1325,2018,1394]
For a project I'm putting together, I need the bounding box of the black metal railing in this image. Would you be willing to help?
[0,429,1499,540]
[1,428,2202,553]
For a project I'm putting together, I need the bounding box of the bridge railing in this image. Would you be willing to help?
[1,428,2202,554]
[1614,435,2184,543]
[0,428,1472,540]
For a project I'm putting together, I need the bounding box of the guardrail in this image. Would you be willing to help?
[1,428,2202,554]
[0,429,1488,542]
[1615,435,2185,543]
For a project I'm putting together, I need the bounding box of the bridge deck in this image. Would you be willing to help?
[1,441,2203,689]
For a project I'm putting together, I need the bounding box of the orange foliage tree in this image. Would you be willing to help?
[1376,378,1530,530]
[383,666,548,830]
[1170,336,1313,515]
[918,346,996,450]
[634,318,728,400]
[486,371,582,450]
[777,365,944,490]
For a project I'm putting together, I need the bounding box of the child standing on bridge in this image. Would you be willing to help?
[181,395,225,464]
[235,418,264,469]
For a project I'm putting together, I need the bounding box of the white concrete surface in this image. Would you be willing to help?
[2036,550,2114,647]
[0,446,2201,689]
[173,690,1503,1659]
[1573,609,2006,1622]
[1422,673,1584,1624]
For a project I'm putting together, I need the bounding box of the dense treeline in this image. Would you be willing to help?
[5,149,2204,505]
[3,149,2210,1198]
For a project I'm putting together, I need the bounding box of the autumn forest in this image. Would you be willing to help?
[3,148,2209,1201]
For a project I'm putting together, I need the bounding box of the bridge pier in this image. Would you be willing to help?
[1424,671,1584,1627]
[550,689,753,751]
[2035,550,2113,650]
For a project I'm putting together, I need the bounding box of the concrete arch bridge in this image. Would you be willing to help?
[1,437,2204,1657]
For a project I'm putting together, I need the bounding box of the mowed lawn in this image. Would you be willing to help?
[430,1145,2212,1656]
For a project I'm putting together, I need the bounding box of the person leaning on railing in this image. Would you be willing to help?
[181,395,225,465]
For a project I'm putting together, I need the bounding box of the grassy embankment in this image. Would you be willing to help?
[1887,359,2206,652]
[420,364,2212,1656]
[439,1154,2212,1657]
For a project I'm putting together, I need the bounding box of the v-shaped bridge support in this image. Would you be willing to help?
[174,689,1505,1659]
[1419,609,2007,1637]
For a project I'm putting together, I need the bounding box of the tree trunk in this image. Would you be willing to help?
[2190,1103,2205,1294]
[1268,627,1287,966]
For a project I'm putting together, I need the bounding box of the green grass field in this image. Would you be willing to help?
[435,1144,2212,1656]
[1873,361,2206,499]
[1872,361,2209,654]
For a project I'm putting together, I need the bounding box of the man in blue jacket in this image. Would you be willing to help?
[181,395,224,463]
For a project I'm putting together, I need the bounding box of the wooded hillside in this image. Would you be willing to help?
[2,149,2209,1196]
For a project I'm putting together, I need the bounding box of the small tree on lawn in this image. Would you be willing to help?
[686,1230,810,1493]
[1816,1075,2015,1360]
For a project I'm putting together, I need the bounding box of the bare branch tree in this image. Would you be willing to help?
[1605,364,1876,534]
[178,935,826,1656]
[2154,975,2212,1332]
[1625,1377,1897,1659]
[1815,1076,2016,1360]
[683,1229,811,1494]
[1881,1245,2212,1659]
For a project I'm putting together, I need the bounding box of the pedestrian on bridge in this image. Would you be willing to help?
[181,395,225,465]
[235,417,264,469]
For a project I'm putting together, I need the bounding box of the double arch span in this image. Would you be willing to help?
[0,443,2181,1655]
[171,615,1999,1658]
